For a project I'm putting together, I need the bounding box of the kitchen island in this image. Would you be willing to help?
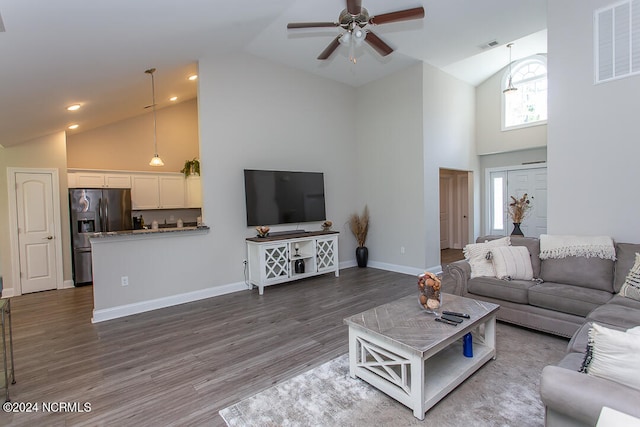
[89,225,245,323]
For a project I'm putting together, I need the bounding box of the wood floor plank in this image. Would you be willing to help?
[4,266,423,426]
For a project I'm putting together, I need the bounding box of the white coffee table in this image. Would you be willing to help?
[344,293,499,420]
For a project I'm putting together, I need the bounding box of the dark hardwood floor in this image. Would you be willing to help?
[441,248,464,269]
[4,267,420,426]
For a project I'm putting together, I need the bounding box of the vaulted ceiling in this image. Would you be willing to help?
[0,0,546,147]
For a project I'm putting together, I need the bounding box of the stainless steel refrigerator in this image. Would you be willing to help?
[69,188,133,285]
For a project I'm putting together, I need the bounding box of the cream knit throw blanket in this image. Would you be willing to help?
[539,235,616,260]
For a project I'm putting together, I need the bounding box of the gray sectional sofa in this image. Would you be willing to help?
[446,236,640,426]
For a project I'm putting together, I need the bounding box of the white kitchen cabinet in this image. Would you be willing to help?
[131,173,186,209]
[68,171,131,188]
[159,175,186,208]
[67,172,78,188]
[246,231,339,295]
[185,175,202,208]
[131,175,160,209]
[105,174,132,188]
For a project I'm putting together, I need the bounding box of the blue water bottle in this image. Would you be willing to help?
[463,333,473,358]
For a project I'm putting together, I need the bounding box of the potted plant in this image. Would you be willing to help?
[349,205,369,267]
[181,158,200,177]
[508,193,533,236]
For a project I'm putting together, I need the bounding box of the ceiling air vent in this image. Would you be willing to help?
[480,40,499,50]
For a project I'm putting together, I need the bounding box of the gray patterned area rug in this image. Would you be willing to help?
[219,323,568,427]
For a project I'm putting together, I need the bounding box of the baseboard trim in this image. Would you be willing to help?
[63,280,75,289]
[365,261,442,276]
[92,281,248,323]
[90,262,441,323]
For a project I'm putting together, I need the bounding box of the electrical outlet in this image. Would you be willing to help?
[243,259,248,265]
[121,276,129,286]
[400,246,406,254]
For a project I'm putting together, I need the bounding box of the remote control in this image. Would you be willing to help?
[441,314,464,323]
[435,317,458,326]
[442,311,470,319]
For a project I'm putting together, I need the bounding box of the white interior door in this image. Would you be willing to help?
[15,172,59,293]
[487,166,547,238]
[439,176,452,249]
[457,173,469,246]
[507,168,547,237]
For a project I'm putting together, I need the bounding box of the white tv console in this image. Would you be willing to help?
[246,231,339,295]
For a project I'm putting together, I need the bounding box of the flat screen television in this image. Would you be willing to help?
[244,169,326,226]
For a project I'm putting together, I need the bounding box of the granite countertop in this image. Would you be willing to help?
[89,225,210,238]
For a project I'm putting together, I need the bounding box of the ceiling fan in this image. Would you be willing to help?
[287,0,425,63]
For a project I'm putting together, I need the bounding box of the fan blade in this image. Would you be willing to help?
[287,22,338,29]
[317,36,342,60]
[364,31,393,57]
[369,6,425,25]
[346,0,362,16]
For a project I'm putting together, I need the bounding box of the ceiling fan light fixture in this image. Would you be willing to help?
[352,27,366,44]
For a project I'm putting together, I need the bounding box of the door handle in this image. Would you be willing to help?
[44,236,53,240]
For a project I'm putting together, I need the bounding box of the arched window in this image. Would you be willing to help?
[502,55,548,130]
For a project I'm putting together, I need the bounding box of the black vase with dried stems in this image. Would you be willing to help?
[349,206,369,267]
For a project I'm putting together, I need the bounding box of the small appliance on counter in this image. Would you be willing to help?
[133,215,144,230]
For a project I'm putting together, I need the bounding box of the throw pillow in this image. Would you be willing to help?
[463,237,511,279]
[619,252,640,301]
[489,246,534,281]
[580,323,640,391]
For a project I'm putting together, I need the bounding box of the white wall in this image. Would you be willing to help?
[353,62,477,274]
[422,64,479,263]
[476,63,547,155]
[197,53,359,286]
[355,65,425,272]
[0,132,72,296]
[547,0,640,242]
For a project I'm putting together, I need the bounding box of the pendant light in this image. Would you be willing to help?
[503,43,518,94]
[145,68,164,167]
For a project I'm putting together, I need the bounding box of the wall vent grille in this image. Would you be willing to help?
[595,0,640,83]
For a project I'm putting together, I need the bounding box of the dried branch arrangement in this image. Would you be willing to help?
[349,205,369,247]
[508,193,533,223]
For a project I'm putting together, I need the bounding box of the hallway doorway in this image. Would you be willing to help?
[439,168,472,252]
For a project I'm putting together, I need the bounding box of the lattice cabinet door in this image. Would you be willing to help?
[262,243,289,282]
[316,237,337,273]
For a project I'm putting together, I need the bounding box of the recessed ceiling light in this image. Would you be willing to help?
[188,75,198,81]
[169,96,178,101]
[68,124,79,130]
[67,104,81,111]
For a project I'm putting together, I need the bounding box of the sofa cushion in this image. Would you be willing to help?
[619,252,640,301]
[606,294,640,310]
[557,352,585,370]
[509,236,541,278]
[539,256,615,292]
[489,245,534,280]
[528,282,613,317]
[580,323,640,392]
[467,277,535,304]
[614,243,640,293]
[464,236,510,278]
[586,303,640,329]
[568,321,627,354]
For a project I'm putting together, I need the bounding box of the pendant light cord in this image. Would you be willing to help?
[146,68,159,156]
